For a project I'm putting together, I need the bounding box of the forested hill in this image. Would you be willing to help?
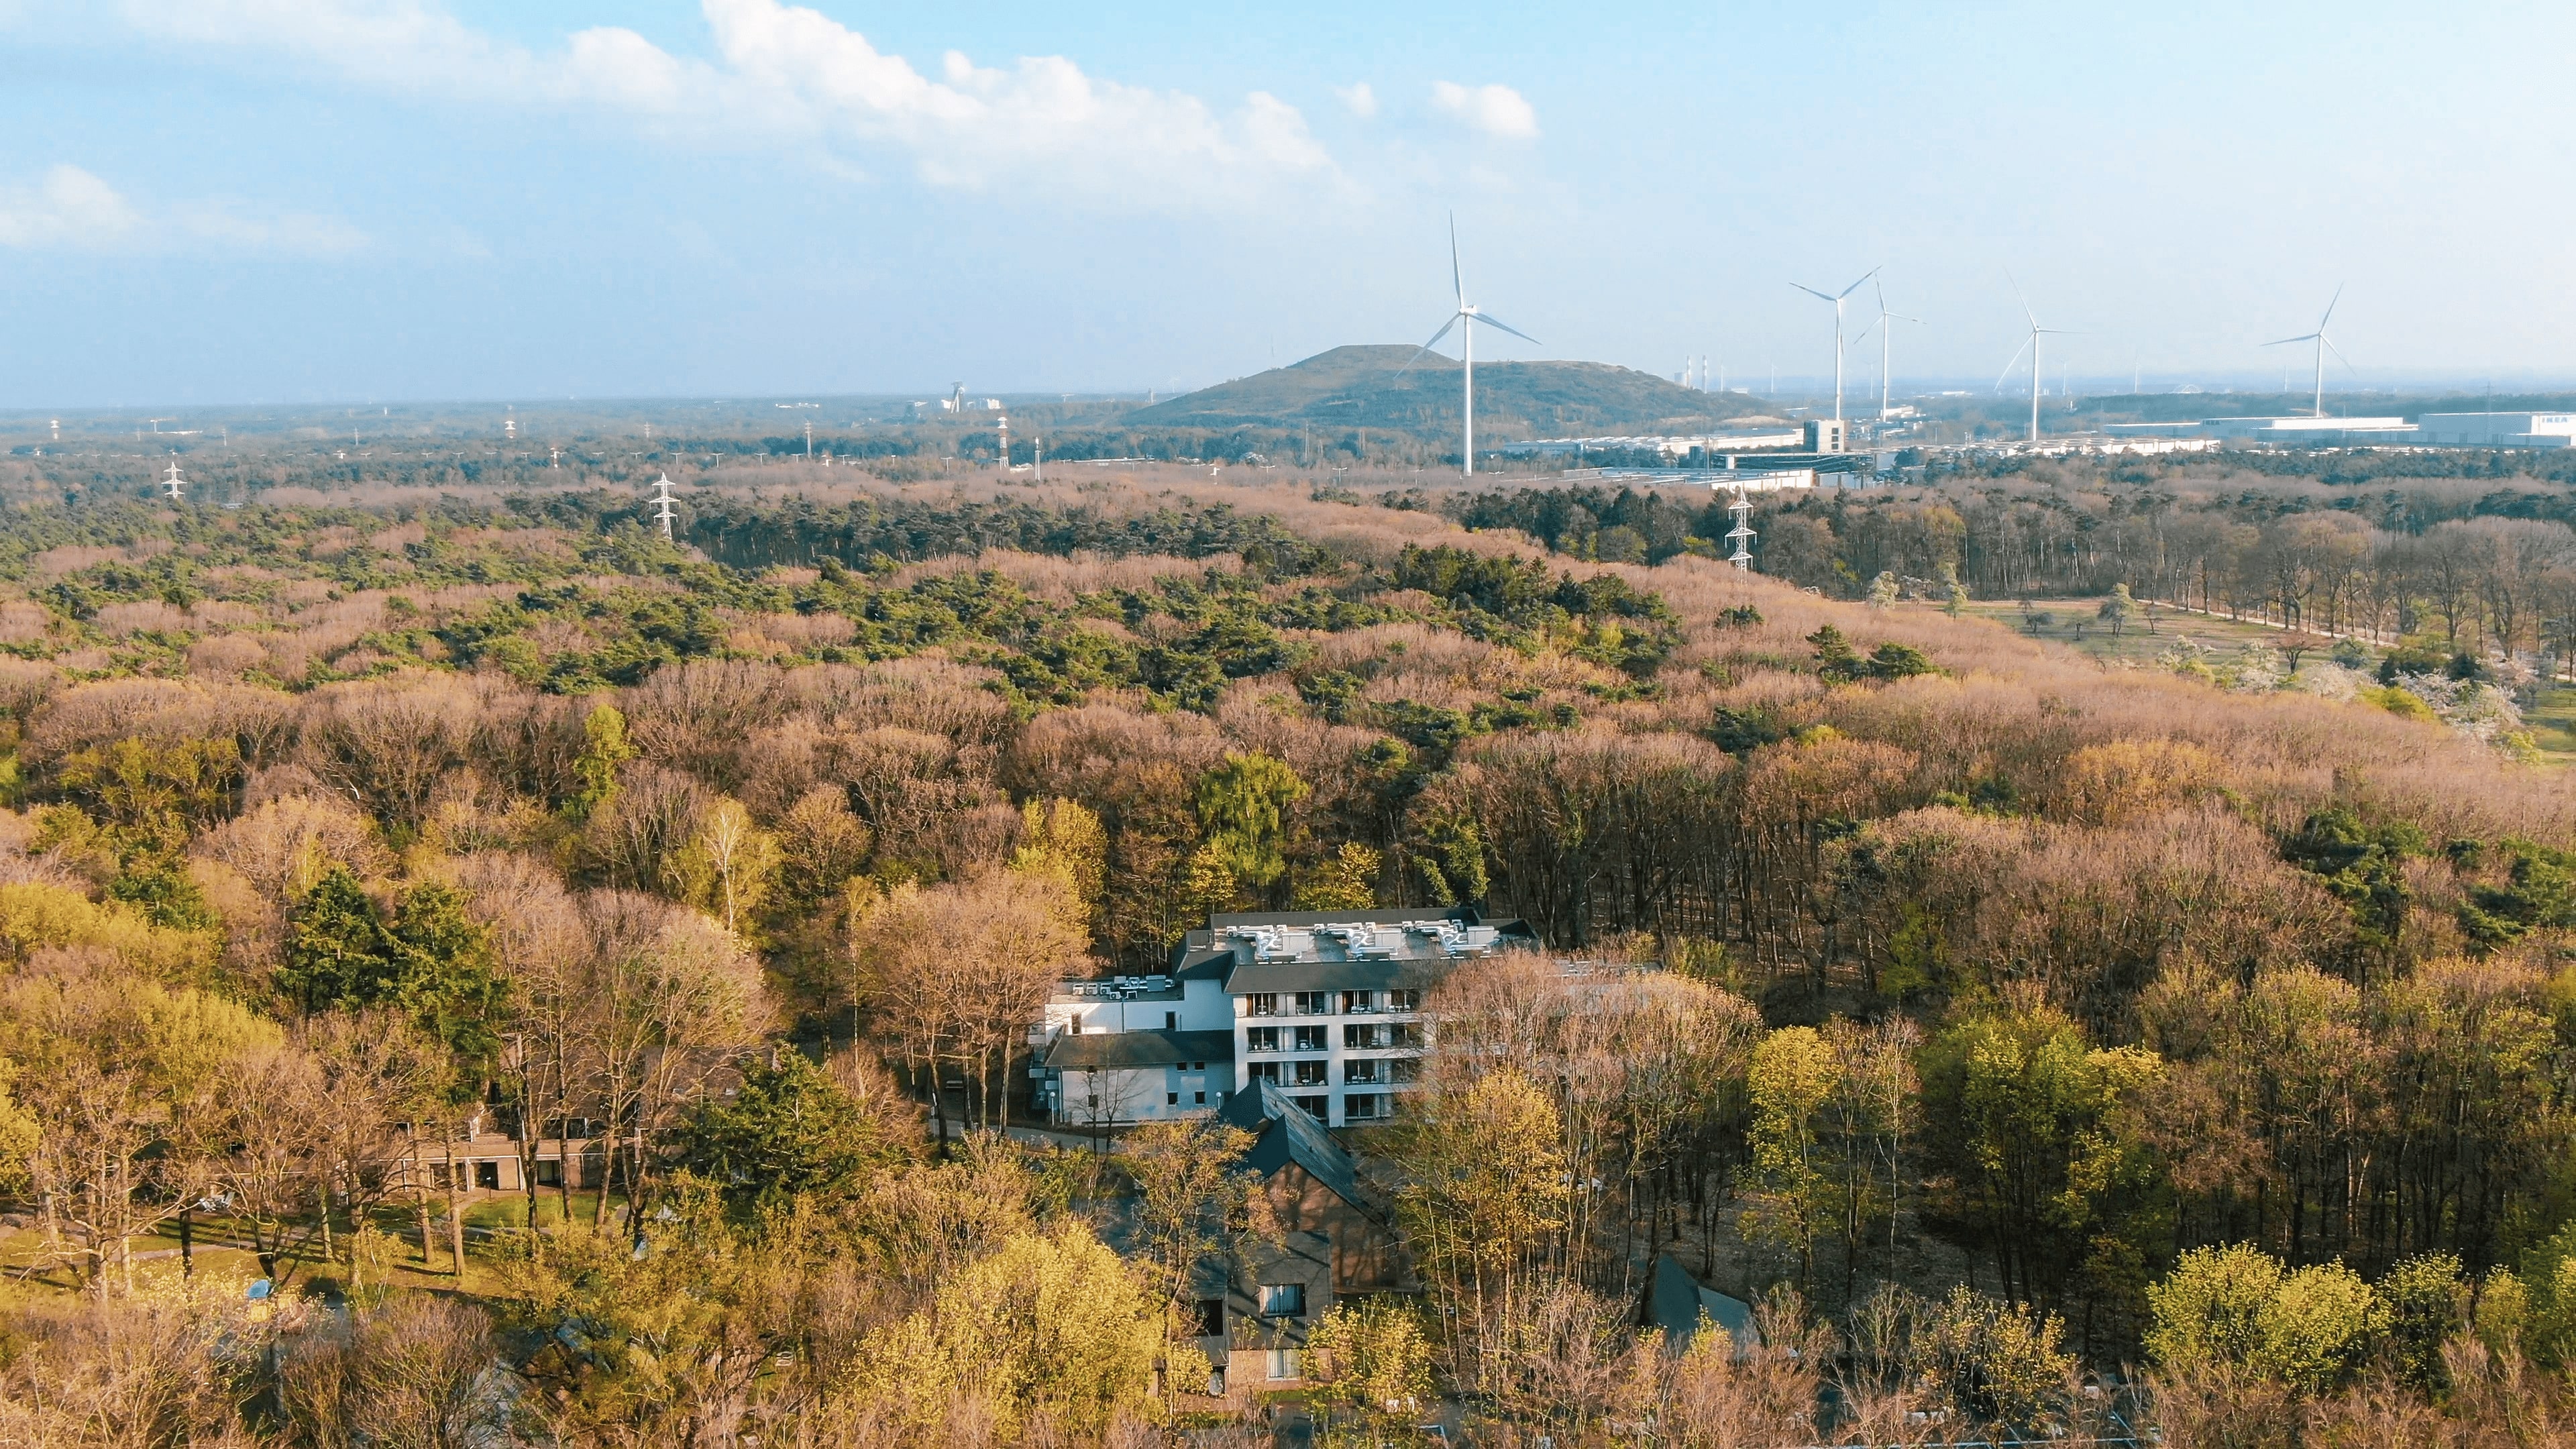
[1123,343,1770,438]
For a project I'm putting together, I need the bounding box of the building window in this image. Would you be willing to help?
[1293,991,1331,1016]
[1293,1025,1328,1053]
[1346,1093,1388,1121]
[1340,989,1376,1014]
[1246,1027,1279,1053]
[474,1161,501,1191]
[535,1159,563,1187]
[1193,1091,1206,1105]
[1195,1299,1226,1337]
[1245,993,1278,1017]
[1164,1011,1177,1030]
[1344,1059,1381,1084]
[1292,1093,1328,1119]
[1389,1057,1421,1085]
[1167,1092,1179,1106]
[1388,989,1421,1012]
[1265,1348,1302,1381]
[1249,1061,1281,1083]
[1292,1060,1328,1087]
[1259,1283,1307,1317]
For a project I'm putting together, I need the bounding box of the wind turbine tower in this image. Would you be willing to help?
[1854,280,1923,422]
[2264,286,2348,419]
[1995,278,2077,443]
[649,473,678,541]
[1790,267,1880,422]
[1401,213,1538,478]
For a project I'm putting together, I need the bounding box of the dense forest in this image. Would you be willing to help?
[2,466,2575,1445]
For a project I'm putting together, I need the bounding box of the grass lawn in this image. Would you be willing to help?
[1954,596,2343,667]
[2520,686,2576,763]
[0,1191,626,1307]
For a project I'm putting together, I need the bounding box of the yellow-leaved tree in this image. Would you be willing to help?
[845,1222,1179,1442]
[1739,1025,1841,1297]
[1394,1068,1569,1336]
[664,797,781,938]
[1014,796,1108,941]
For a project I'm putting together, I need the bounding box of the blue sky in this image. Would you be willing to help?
[5,1,2573,407]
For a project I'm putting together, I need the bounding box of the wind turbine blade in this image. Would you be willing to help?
[2005,269,2037,329]
[1994,335,2034,393]
[2262,333,2320,347]
[1892,313,1924,324]
[1468,312,1540,345]
[1790,282,1837,303]
[1398,316,1461,374]
[1854,317,1880,345]
[1837,266,1882,300]
[1449,213,1464,310]
[2324,335,2357,372]
[2319,283,2343,329]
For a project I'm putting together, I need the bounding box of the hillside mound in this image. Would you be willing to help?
[1124,343,1767,440]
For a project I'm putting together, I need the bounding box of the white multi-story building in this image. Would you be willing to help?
[1031,908,1536,1130]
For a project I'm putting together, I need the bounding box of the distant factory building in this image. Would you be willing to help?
[2103,413,2576,449]
[2105,417,2414,443]
[2413,413,2576,448]
[1503,430,1808,458]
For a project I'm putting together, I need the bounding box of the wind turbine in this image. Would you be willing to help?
[1401,214,1538,478]
[1994,276,2078,443]
[1851,280,1923,422]
[2264,286,2349,419]
[1790,267,1880,421]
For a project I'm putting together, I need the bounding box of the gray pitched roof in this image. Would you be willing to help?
[1218,1079,1373,1216]
[1642,1252,1758,1350]
[1042,1028,1234,1071]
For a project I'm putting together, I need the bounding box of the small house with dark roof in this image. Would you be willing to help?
[1030,906,1535,1128]
[1640,1252,1759,1352]
[1193,1081,1417,1389]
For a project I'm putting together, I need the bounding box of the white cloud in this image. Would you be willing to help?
[0,164,368,256]
[1432,80,1538,140]
[1335,82,1378,118]
[0,165,141,248]
[702,0,1332,193]
[169,201,370,256]
[108,0,1340,204]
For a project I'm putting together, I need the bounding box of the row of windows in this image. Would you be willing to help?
[1278,1089,1389,1119]
[1243,1023,1424,1053]
[1240,989,1422,1018]
[1246,1060,1420,1087]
